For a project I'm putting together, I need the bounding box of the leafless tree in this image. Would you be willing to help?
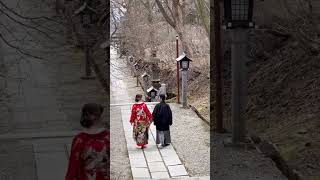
[154,0,194,56]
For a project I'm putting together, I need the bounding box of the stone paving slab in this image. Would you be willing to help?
[129,150,145,159]
[31,137,72,180]
[163,154,182,166]
[130,158,148,168]
[151,171,171,179]
[168,165,188,177]
[132,168,151,179]
[159,145,177,157]
[35,151,68,180]
[144,150,163,163]
[0,143,37,180]
[33,143,66,153]
[148,162,167,172]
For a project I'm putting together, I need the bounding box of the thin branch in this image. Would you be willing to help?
[0,8,54,40]
[164,0,176,23]
[28,20,63,34]
[111,10,118,37]
[138,0,149,9]
[0,33,44,60]
[154,0,176,28]
[111,0,127,9]
[0,1,64,25]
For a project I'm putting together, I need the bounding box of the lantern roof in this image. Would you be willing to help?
[147,86,158,93]
[141,72,150,77]
[176,53,192,62]
[74,2,97,15]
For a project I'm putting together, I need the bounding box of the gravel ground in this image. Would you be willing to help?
[169,104,210,177]
[110,106,132,180]
[212,133,288,180]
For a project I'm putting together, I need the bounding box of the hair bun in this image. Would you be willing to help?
[80,118,94,128]
[80,103,103,128]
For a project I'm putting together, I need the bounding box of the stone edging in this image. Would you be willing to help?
[250,135,304,180]
[188,104,210,126]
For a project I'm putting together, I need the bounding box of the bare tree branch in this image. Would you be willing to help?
[154,0,176,28]
[0,1,64,25]
[0,8,54,40]
[0,33,44,60]
[164,0,176,24]
[111,9,118,37]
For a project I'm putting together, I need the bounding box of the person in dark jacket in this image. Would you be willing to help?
[152,94,172,148]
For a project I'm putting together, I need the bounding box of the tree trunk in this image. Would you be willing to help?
[63,1,83,47]
[173,0,194,57]
[194,0,209,37]
[146,1,155,50]
[89,47,109,94]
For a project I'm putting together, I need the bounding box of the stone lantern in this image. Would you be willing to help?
[141,72,150,100]
[147,86,158,102]
[150,50,161,89]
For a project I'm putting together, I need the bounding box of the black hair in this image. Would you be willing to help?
[135,94,142,102]
[160,94,166,102]
[80,103,104,128]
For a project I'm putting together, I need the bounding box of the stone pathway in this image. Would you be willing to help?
[120,103,188,179]
[24,137,73,180]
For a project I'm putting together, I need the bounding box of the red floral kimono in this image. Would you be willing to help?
[130,102,153,147]
[65,130,110,180]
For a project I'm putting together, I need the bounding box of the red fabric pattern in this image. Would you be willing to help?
[66,130,110,180]
[130,103,153,124]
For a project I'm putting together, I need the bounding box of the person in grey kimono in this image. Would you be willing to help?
[152,94,172,148]
[156,83,167,101]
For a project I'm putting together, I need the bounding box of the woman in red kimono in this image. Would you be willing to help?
[130,94,153,149]
[66,103,109,180]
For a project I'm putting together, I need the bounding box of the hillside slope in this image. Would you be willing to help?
[246,30,320,177]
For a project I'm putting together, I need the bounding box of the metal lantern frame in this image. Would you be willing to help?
[75,2,98,29]
[129,56,134,63]
[134,63,139,70]
[176,53,192,71]
[224,0,254,29]
[147,86,158,98]
[141,72,150,82]
[151,91,156,97]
